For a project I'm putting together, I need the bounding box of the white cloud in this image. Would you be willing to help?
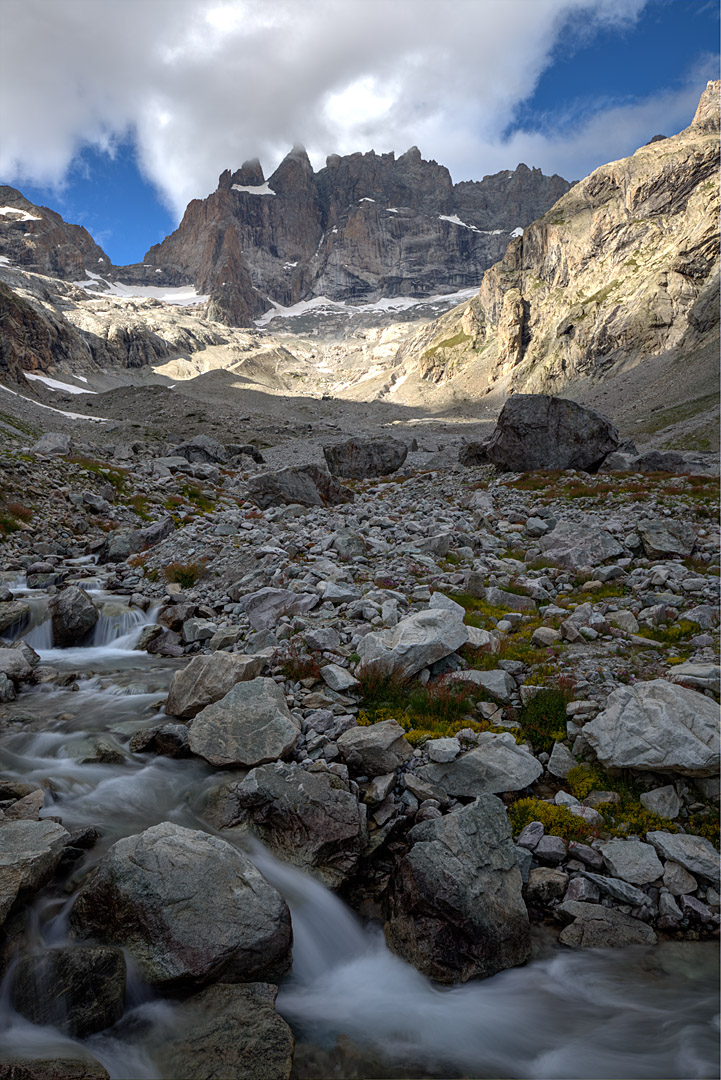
[0,0,712,222]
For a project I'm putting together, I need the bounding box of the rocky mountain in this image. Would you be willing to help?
[393,80,719,403]
[128,150,569,326]
[0,186,111,279]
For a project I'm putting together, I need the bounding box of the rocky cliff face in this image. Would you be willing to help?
[399,80,720,397]
[138,149,570,326]
[0,186,111,280]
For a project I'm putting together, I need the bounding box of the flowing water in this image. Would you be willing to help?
[0,576,718,1079]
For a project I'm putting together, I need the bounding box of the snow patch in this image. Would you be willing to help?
[386,208,399,214]
[256,287,478,326]
[359,197,376,203]
[0,206,41,222]
[24,373,97,395]
[0,255,10,265]
[231,182,275,196]
[510,227,524,237]
[283,261,298,269]
[0,383,108,422]
[439,214,481,233]
[73,276,208,307]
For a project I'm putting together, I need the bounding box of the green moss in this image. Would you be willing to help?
[517,684,572,753]
[636,620,698,645]
[508,798,595,843]
[421,331,471,361]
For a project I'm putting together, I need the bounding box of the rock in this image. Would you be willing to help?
[534,835,567,866]
[525,867,568,902]
[428,591,465,618]
[0,648,33,683]
[0,819,70,925]
[0,600,30,635]
[485,395,618,472]
[189,678,300,768]
[669,662,721,695]
[323,437,408,478]
[209,763,366,889]
[0,1058,109,1080]
[516,821,544,851]
[247,465,353,508]
[337,719,412,776]
[458,440,490,466]
[331,529,367,558]
[320,663,360,693]
[663,860,698,896]
[639,785,682,820]
[583,680,720,777]
[547,741,576,778]
[31,433,72,456]
[607,609,640,634]
[646,831,720,885]
[385,795,531,983]
[238,587,319,631]
[484,586,537,613]
[129,723,190,758]
[151,983,294,1080]
[558,901,657,949]
[48,586,99,647]
[538,521,624,570]
[579,872,648,907]
[638,519,696,559]
[173,433,228,464]
[357,608,468,679]
[531,626,561,646]
[69,822,292,991]
[563,876,601,903]
[165,652,265,719]
[680,893,714,924]
[425,736,461,763]
[445,667,516,703]
[10,946,126,1038]
[599,838,664,886]
[417,733,542,796]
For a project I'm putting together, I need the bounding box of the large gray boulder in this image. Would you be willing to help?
[486,395,618,472]
[558,901,657,948]
[599,838,664,886]
[237,587,319,631]
[150,983,294,1080]
[357,608,468,679]
[638,519,696,559]
[173,433,228,464]
[646,831,720,884]
[0,819,70,925]
[48,586,99,647]
[165,652,265,719]
[583,680,720,777]
[538,521,624,570]
[417,733,543,796]
[385,795,531,983]
[31,432,72,456]
[323,437,408,479]
[337,719,413,776]
[209,763,367,888]
[247,464,353,509]
[69,822,292,991]
[11,946,126,1038]
[0,600,30,635]
[189,678,300,768]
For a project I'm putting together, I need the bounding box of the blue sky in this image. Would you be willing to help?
[2,0,718,266]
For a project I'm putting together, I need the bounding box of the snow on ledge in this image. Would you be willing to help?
[0,206,41,222]
[256,287,478,326]
[438,214,481,232]
[231,182,275,196]
[510,227,524,237]
[0,382,109,422]
[25,372,97,395]
[73,276,209,307]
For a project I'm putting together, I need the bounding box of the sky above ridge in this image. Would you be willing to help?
[1,0,717,265]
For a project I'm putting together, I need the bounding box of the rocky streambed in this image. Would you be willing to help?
[0,409,718,1079]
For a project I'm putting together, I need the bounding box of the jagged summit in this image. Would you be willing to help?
[136,146,570,326]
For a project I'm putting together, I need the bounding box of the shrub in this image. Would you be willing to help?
[280,645,321,683]
[516,683,573,753]
[508,797,595,844]
[164,560,206,588]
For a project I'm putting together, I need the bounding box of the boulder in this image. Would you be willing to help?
[458,440,490,466]
[599,838,664,886]
[337,719,413,776]
[173,433,228,464]
[31,432,72,456]
[0,600,30,635]
[323,437,408,478]
[10,946,126,1037]
[48,586,99,647]
[525,867,569,903]
[446,668,516,703]
[583,680,719,777]
[486,395,618,472]
[189,678,300,768]
[0,1059,109,1080]
[237,587,319,631]
[646,831,720,884]
[69,822,292,991]
[417,733,542,796]
[128,723,190,758]
[638,519,696,559]
[209,763,366,889]
[247,465,353,509]
[538,521,624,570]
[165,652,265,719]
[558,901,657,948]
[0,648,33,683]
[357,609,468,679]
[639,785,681,820]
[151,983,294,1080]
[385,795,531,983]
[0,819,70,925]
